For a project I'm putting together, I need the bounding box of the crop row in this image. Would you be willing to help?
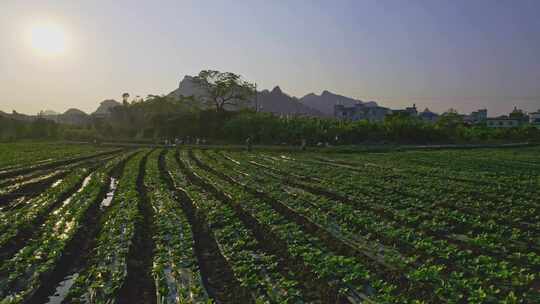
[200,150,539,303]
[0,153,121,208]
[0,166,95,261]
[241,152,539,251]
[316,148,540,192]
[144,150,210,303]
[167,150,308,303]
[63,150,148,302]
[1,145,537,304]
[179,149,412,303]
[0,142,117,172]
[294,152,539,217]
[0,153,130,303]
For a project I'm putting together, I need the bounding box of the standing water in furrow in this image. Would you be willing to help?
[59,150,150,303]
[38,153,134,304]
[0,170,68,206]
[0,152,121,198]
[100,177,119,209]
[0,166,95,261]
[0,153,133,303]
[144,149,210,303]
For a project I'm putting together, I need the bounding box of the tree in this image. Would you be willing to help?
[122,93,130,106]
[436,110,463,129]
[193,70,256,112]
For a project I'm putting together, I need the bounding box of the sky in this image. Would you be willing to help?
[1,0,539,116]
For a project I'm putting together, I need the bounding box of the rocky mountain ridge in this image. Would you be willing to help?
[299,90,378,116]
[169,75,376,117]
[3,75,381,123]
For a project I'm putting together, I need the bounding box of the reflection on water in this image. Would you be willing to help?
[100,177,118,209]
[51,179,63,188]
[45,273,79,304]
[44,176,117,303]
[52,174,93,217]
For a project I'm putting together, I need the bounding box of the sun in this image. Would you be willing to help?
[28,22,68,56]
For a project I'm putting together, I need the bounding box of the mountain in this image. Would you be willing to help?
[168,76,324,116]
[256,86,323,116]
[169,76,208,100]
[41,110,59,116]
[0,110,35,122]
[300,90,378,116]
[93,99,121,117]
[48,108,90,125]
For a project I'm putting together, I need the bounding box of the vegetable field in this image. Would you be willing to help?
[1,143,539,303]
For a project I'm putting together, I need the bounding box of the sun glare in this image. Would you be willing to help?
[28,22,68,56]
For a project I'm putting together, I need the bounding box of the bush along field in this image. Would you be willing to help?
[0,143,539,303]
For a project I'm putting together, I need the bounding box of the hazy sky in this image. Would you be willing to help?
[1,0,539,116]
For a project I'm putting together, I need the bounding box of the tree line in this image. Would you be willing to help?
[2,70,539,145]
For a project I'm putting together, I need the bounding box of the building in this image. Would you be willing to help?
[486,107,533,128]
[418,108,439,123]
[334,104,355,120]
[530,110,540,128]
[363,106,392,122]
[334,103,391,122]
[508,106,529,123]
[468,109,487,124]
[392,104,418,117]
[486,116,522,128]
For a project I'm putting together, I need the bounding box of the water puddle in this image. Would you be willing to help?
[27,171,59,185]
[1,171,57,195]
[100,177,118,209]
[78,175,93,192]
[51,179,63,188]
[53,174,93,217]
[45,273,79,304]
[41,176,118,304]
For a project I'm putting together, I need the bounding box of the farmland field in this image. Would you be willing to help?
[0,143,539,303]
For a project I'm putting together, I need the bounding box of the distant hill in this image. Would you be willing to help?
[0,108,89,125]
[0,110,35,122]
[41,110,59,116]
[93,99,121,117]
[169,76,208,100]
[256,86,323,116]
[34,108,90,125]
[299,90,378,116]
[55,108,90,125]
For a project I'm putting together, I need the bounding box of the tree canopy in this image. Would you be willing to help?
[192,70,257,112]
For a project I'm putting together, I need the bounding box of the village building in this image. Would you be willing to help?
[486,107,530,128]
[334,103,391,122]
[392,104,418,117]
[487,116,522,128]
[467,109,487,124]
[530,110,540,128]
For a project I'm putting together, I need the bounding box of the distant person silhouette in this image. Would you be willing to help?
[246,136,252,152]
